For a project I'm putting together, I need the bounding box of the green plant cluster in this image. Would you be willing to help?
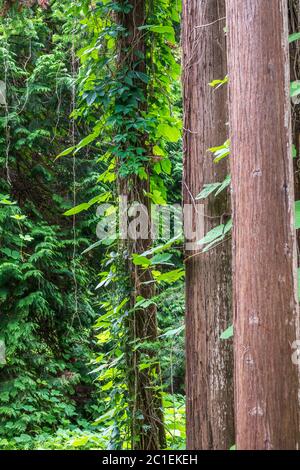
[0,1,102,445]
[62,0,185,449]
[0,0,187,450]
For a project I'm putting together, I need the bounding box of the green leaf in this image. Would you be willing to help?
[145,189,166,205]
[215,175,231,196]
[141,234,182,257]
[150,253,173,265]
[75,129,100,153]
[209,140,230,163]
[197,176,231,200]
[132,255,150,267]
[139,362,153,371]
[153,268,185,284]
[161,158,172,175]
[153,145,166,157]
[220,324,233,340]
[139,25,175,42]
[55,146,75,160]
[160,325,184,338]
[147,25,175,34]
[198,224,225,246]
[157,124,181,143]
[199,219,232,252]
[72,436,89,448]
[213,147,230,163]
[19,234,34,242]
[295,200,300,229]
[209,75,228,88]
[135,71,149,83]
[134,296,157,309]
[0,248,20,260]
[196,183,221,200]
[289,32,300,43]
[64,203,90,216]
[10,214,26,221]
[81,240,103,255]
[0,197,16,205]
[101,380,113,391]
[138,167,148,180]
[291,81,300,98]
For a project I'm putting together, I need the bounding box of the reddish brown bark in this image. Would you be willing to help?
[289,1,300,231]
[226,0,300,450]
[182,0,234,449]
[0,0,48,15]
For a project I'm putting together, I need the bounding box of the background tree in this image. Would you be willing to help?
[226,0,300,449]
[67,0,183,451]
[117,0,166,450]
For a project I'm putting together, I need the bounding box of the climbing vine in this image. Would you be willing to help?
[60,0,184,449]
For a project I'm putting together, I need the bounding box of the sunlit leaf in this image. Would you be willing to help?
[220,324,233,340]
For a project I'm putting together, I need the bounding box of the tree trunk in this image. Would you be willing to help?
[127,176,166,450]
[182,0,234,450]
[289,0,300,261]
[226,0,300,450]
[117,0,166,450]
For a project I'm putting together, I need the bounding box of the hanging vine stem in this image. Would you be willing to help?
[15,38,32,117]
[51,62,63,143]
[70,25,79,327]
[3,31,11,186]
[2,24,32,186]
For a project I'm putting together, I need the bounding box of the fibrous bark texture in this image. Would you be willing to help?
[182,0,234,450]
[289,0,300,250]
[226,0,300,450]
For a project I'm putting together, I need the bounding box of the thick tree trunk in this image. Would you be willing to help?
[118,0,166,450]
[226,0,300,450]
[289,0,300,260]
[182,0,234,450]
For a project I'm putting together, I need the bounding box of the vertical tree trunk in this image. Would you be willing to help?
[182,0,234,449]
[289,0,300,259]
[128,177,166,450]
[226,0,300,449]
[118,0,166,450]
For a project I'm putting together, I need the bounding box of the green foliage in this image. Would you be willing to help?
[209,75,228,88]
[0,198,99,439]
[289,32,300,43]
[220,325,234,340]
[197,175,231,200]
[208,139,230,163]
[68,0,185,448]
[198,219,232,252]
[295,200,300,229]
[156,285,185,395]
[0,0,186,450]
[0,1,102,444]
[0,427,107,450]
[291,81,300,97]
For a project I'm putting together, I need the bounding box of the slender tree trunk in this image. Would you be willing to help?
[127,177,166,450]
[182,0,234,450]
[118,0,166,450]
[226,0,300,449]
